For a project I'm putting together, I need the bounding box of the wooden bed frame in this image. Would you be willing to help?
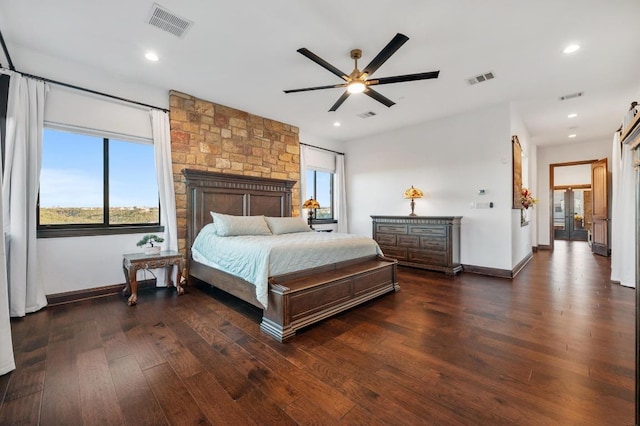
[183,169,399,341]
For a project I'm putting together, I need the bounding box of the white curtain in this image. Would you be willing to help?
[612,137,636,287]
[150,110,178,254]
[0,134,15,375]
[610,132,621,281]
[299,145,308,210]
[335,154,348,233]
[3,71,48,317]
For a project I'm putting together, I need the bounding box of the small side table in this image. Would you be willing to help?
[122,251,185,306]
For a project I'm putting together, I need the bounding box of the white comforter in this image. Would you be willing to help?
[191,224,382,308]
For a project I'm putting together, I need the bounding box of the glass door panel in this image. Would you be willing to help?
[554,188,589,241]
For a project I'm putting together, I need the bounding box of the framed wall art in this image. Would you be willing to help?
[512,135,522,209]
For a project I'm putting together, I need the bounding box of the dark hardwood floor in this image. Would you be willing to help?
[0,241,634,425]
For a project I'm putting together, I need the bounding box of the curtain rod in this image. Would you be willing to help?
[0,29,15,71]
[300,142,344,156]
[17,70,169,113]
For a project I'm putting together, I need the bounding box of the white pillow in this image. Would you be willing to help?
[265,216,312,234]
[210,212,272,237]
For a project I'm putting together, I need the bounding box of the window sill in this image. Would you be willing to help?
[37,225,164,239]
[311,219,338,225]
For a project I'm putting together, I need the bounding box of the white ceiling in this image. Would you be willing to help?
[0,0,639,147]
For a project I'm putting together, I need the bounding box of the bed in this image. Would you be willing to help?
[183,169,399,341]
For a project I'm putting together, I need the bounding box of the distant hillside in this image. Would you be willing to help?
[40,207,159,225]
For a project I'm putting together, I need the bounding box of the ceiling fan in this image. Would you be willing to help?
[284,33,440,112]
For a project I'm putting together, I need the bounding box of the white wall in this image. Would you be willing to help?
[38,234,153,294]
[344,103,519,271]
[536,138,612,246]
[510,105,535,266]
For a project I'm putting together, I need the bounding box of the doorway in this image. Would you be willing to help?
[549,159,610,255]
[553,188,590,241]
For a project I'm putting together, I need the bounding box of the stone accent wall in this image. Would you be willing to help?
[169,90,300,252]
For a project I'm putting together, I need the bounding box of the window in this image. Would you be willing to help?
[305,169,334,222]
[38,127,161,236]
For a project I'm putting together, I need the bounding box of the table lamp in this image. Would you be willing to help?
[403,185,423,216]
[302,198,320,229]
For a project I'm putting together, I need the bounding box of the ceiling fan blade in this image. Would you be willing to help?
[329,91,351,111]
[284,82,348,93]
[369,71,440,86]
[364,88,395,108]
[297,48,350,81]
[362,33,409,77]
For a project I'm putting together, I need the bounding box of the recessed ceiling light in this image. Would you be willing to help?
[568,113,578,118]
[563,44,580,54]
[145,51,159,62]
[568,134,577,138]
[333,122,341,127]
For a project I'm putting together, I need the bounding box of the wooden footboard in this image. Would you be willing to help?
[261,255,399,342]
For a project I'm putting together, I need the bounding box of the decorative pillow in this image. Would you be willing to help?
[265,216,312,235]
[210,212,272,237]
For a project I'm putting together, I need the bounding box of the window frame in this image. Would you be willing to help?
[37,125,163,238]
[306,169,336,224]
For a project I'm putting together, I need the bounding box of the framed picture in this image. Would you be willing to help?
[512,135,522,209]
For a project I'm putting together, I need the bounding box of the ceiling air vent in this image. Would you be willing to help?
[559,91,584,101]
[147,3,193,38]
[358,111,377,119]
[466,71,495,85]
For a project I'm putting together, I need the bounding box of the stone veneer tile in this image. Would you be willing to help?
[169,90,300,252]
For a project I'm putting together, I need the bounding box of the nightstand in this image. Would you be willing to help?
[122,250,185,306]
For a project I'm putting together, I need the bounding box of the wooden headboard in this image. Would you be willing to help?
[182,169,296,260]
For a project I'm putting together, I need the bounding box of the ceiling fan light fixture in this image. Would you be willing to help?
[347,81,366,94]
[563,44,580,54]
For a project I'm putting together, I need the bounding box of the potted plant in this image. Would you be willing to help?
[137,234,164,255]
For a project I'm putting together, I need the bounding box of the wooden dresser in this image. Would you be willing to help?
[371,216,462,275]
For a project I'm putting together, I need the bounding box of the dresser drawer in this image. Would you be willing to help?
[409,225,446,237]
[408,249,447,266]
[379,246,407,261]
[375,234,397,246]
[420,236,447,251]
[376,224,408,234]
[398,235,419,248]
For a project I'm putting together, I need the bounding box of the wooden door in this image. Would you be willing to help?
[590,159,609,256]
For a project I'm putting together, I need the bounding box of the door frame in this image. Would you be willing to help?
[548,159,598,251]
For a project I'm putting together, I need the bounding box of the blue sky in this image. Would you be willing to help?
[305,169,332,207]
[40,128,159,208]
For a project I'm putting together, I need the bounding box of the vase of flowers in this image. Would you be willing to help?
[520,187,537,209]
[520,187,537,225]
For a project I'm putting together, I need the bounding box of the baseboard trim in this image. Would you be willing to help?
[462,251,534,279]
[46,279,157,306]
[511,252,534,278]
[462,264,512,279]
[537,244,552,251]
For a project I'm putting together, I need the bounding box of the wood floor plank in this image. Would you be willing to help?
[77,348,124,425]
[0,391,41,425]
[121,319,166,371]
[143,363,211,425]
[183,370,256,426]
[146,321,204,379]
[40,339,81,425]
[109,354,168,425]
[235,335,356,420]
